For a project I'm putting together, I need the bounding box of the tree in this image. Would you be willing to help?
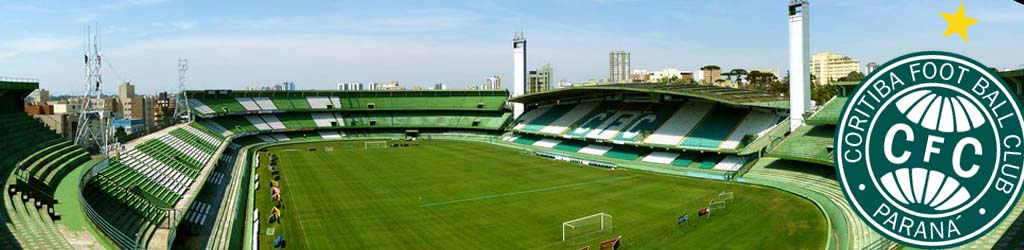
[729,69,748,84]
[657,76,681,84]
[836,71,865,82]
[765,71,790,95]
[700,65,721,70]
[811,83,840,104]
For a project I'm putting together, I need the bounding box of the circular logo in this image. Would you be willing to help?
[836,51,1024,248]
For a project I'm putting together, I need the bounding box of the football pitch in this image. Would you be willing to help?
[254,140,827,249]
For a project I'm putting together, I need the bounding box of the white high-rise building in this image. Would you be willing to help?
[865,62,880,75]
[487,75,502,90]
[788,0,811,132]
[512,31,527,118]
[282,81,296,90]
[810,52,860,85]
[337,82,364,91]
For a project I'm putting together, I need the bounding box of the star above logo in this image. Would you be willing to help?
[940,2,979,42]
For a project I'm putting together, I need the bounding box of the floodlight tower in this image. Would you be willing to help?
[75,25,111,153]
[512,30,527,119]
[788,0,811,132]
[174,59,192,123]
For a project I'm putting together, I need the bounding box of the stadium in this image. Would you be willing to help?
[2,1,1024,249]
[0,69,1020,249]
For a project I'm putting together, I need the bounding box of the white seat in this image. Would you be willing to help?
[641,151,680,165]
[513,105,554,130]
[307,97,331,109]
[252,97,277,110]
[643,101,714,146]
[236,97,261,111]
[532,139,561,148]
[578,144,613,155]
[540,101,600,134]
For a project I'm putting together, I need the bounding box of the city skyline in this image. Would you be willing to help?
[2,0,1023,95]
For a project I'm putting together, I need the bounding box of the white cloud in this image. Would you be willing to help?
[151,21,198,31]
[74,14,98,24]
[171,21,197,30]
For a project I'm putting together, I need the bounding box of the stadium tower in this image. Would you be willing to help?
[788,0,811,131]
[174,59,192,123]
[512,30,527,119]
[75,25,112,152]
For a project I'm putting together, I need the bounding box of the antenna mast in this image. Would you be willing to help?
[75,24,112,154]
[174,59,191,123]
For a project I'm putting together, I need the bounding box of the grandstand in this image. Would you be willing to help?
[2,73,1023,249]
[0,77,99,248]
[746,74,1024,249]
[187,90,509,117]
[508,83,786,173]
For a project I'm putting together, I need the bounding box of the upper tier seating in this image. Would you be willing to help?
[583,104,653,140]
[187,91,508,117]
[611,102,681,143]
[513,105,553,130]
[515,100,779,151]
[719,110,781,149]
[252,97,277,110]
[521,104,574,132]
[643,101,714,146]
[679,105,748,149]
[210,111,509,134]
[539,101,600,135]
[565,102,619,138]
[0,113,91,202]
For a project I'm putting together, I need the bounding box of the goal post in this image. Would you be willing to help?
[364,141,388,149]
[719,191,734,201]
[562,213,613,242]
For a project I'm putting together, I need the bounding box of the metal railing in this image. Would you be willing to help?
[79,159,146,250]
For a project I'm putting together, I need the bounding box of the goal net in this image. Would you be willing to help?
[365,141,388,149]
[562,213,613,242]
[719,191,734,201]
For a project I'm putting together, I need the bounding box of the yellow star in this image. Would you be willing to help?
[940,2,979,42]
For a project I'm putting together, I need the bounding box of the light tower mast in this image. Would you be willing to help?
[788,0,811,132]
[75,24,111,153]
[174,59,191,123]
[512,30,527,119]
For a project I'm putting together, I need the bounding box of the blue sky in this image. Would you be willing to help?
[1,0,1023,95]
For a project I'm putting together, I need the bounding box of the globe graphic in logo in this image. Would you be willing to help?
[836,52,1024,248]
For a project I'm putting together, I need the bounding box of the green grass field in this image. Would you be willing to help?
[254,140,827,249]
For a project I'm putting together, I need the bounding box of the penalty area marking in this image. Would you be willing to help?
[418,175,640,208]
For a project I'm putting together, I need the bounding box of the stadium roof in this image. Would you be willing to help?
[805,96,847,125]
[1001,69,1023,86]
[509,83,788,109]
[0,76,39,90]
